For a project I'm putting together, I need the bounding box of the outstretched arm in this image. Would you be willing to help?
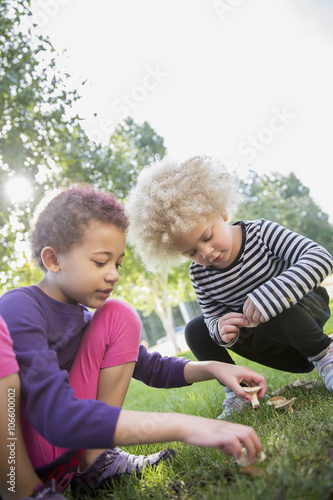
[133,345,267,400]
[113,410,262,464]
[183,359,267,400]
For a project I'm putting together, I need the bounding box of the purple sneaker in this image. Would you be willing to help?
[22,479,66,499]
[71,447,175,498]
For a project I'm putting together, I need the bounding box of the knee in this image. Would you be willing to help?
[102,299,138,316]
[185,317,196,345]
[93,299,141,343]
[102,299,141,330]
[185,315,207,348]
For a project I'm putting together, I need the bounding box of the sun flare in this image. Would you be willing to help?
[5,177,33,204]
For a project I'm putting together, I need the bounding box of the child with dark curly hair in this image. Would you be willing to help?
[126,155,333,419]
[0,184,266,498]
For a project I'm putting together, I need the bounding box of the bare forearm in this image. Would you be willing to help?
[113,409,263,465]
[183,360,222,384]
[112,410,185,446]
[183,360,267,399]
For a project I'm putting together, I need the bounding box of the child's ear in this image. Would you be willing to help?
[40,247,60,273]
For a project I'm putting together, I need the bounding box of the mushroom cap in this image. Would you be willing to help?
[275,397,297,411]
[243,386,262,394]
[267,396,286,406]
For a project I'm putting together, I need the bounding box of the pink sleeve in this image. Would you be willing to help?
[0,315,19,378]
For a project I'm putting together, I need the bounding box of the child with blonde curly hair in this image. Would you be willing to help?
[126,154,333,419]
[0,184,266,498]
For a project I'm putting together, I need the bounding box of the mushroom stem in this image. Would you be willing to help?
[243,386,262,409]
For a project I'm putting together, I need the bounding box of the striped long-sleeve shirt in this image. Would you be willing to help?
[190,219,333,347]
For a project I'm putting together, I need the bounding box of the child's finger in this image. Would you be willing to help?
[221,332,237,343]
[221,312,248,322]
[218,315,248,331]
[240,432,262,464]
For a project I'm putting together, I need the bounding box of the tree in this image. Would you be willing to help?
[235,170,333,254]
[115,246,195,351]
[0,0,102,287]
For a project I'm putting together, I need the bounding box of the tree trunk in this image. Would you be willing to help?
[150,273,181,354]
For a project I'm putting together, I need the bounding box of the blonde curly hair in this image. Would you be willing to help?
[126,154,240,271]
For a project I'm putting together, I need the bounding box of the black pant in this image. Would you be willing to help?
[185,287,332,373]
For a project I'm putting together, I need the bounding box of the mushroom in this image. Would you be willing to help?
[272,378,318,395]
[267,396,286,406]
[292,379,318,390]
[245,321,258,328]
[236,447,267,466]
[275,397,297,414]
[236,447,252,466]
[243,386,262,409]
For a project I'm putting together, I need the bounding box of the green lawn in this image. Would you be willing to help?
[68,302,333,500]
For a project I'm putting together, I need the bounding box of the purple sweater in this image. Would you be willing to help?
[0,286,190,450]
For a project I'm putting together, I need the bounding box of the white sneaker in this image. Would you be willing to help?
[217,386,251,419]
[308,343,333,391]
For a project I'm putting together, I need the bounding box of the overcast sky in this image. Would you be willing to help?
[30,0,333,222]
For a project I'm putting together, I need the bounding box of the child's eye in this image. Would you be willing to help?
[94,261,106,267]
[203,234,212,242]
[116,263,123,270]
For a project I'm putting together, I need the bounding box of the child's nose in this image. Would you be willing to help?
[105,268,119,283]
[200,244,213,259]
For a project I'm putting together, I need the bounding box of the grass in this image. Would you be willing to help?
[67,302,333,500]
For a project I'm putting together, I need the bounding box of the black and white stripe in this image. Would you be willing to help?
[190,219,333,344]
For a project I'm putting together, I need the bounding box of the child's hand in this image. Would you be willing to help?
[211,363,267,401]
[218,312,249,343]
[180,416,262,464]
[243,298,267,327]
